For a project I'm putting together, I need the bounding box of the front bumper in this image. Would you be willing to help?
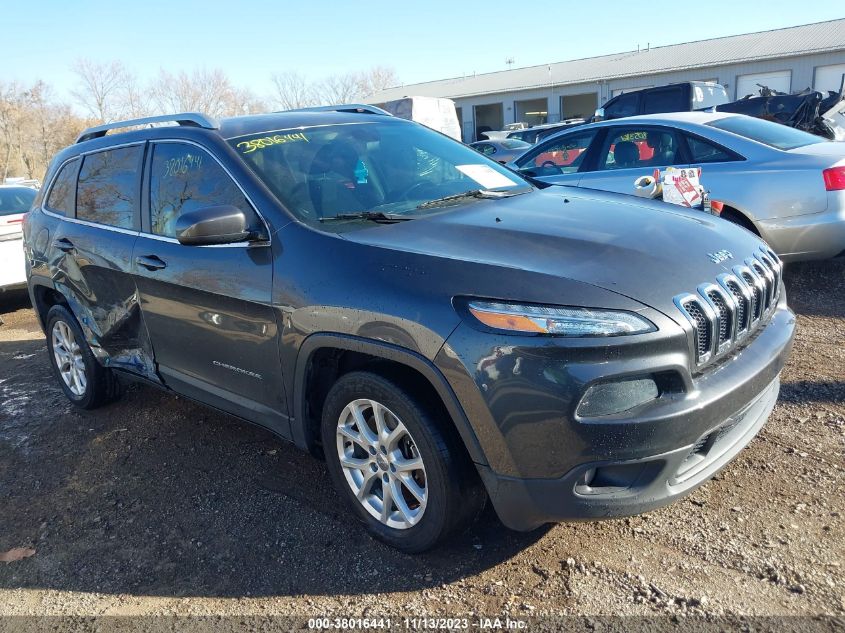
[478,377,778,531]
[437,296,795,531]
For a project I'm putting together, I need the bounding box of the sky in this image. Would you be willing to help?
[3,1,844,103]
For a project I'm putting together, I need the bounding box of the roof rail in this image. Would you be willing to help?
[76,113,220,144]
[280,104,393,116]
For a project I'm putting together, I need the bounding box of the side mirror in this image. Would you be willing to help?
[593,107,605,122]
[175,205,256,246]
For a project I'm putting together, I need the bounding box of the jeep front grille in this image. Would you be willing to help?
[674,247,782,369]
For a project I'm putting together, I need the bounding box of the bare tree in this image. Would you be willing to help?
[150,68,266,118]
[271,71,317,110]
[71,59,134,122]
[357,66,400,99]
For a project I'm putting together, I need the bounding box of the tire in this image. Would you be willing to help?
[45,304,121,409]
[321,370,485,553]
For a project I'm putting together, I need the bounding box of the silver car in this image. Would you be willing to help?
[508,112,845,261]
[469,139,532,164]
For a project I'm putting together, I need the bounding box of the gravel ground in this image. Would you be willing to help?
[0,259,843,628]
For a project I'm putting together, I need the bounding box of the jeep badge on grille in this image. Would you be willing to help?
[707,250,733,264]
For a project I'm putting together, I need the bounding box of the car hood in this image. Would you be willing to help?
[343,187,768,317]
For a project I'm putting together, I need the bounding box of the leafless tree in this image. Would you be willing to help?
[150,68,266,118]
[271,71,317,111]
[71,59,135,122]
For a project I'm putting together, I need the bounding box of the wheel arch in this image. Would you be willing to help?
[29,280,71,331]
[718,203,760,236]
[293,333,487,467]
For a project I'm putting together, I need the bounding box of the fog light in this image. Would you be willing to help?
[576,377,659,417]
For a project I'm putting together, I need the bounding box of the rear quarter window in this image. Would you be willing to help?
[76,146,143,228]
[45,159,80,216]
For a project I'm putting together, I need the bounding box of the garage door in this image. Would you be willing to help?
[736,71,791,98]
[814,64,845,93]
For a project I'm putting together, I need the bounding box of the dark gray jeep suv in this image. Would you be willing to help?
[24,108,795,552]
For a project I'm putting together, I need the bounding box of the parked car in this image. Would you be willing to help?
[508,112,845,261]
[0,185,37,293]
[469,138,531,164]
[26,109,793,552]
[594,82,729,121]
[505,119,586,144]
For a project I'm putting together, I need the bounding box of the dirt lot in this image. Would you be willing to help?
[0,260,843,627]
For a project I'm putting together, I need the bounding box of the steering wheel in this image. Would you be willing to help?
[402,181,441,201]
[539,160,563,174]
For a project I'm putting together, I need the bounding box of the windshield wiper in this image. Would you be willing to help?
[416,189,525,210]
[318,211,413,224]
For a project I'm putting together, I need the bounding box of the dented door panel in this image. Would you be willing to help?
[48,219,158,379]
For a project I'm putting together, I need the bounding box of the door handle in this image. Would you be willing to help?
[135,255,167,271]
[53,237,75,253]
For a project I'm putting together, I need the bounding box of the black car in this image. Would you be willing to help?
[595,81,730,121]
[25,108,794,552]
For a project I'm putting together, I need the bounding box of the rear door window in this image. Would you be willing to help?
[45,159,79,216]
[149,143,250,238]
[604,93,638,118]
[76,146,143,229]
[598,128,683,171]
[641,88,687,114]
[685,135,740,163]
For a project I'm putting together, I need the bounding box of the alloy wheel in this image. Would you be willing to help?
[335,398,428,529]
[51,320,87,397]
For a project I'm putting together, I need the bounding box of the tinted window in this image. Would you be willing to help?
[472,143,496,156]
[515,131,596,176]
[708,116,821,150]
[76,147,142,228]
[0,186,37,217]
[149,143,251,238]
[45,160,79,216]
[604,93,638,119]
[686,136,738,163]
[598,129,681,171]
[642,88,687,114]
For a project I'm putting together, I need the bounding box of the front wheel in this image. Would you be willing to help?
[321,371,485,553]
[45,304,121,409]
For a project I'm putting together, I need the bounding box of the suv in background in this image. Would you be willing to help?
[595,81,729,121]
[506,119,587,144]
[25,108,793,552]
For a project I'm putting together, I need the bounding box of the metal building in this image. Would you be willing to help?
[367,19,845,142]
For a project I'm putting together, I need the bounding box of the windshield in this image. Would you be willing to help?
[0,187,36,216]
[230,119,531,228]
[692,83,729,109]
[708,115,822,150]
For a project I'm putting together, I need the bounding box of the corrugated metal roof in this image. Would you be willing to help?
[367,19,845,101]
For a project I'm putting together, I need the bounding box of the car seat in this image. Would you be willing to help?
[308,142,376,218]
[613,141,640,169]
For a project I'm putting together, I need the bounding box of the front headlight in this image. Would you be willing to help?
[466,300,656,337]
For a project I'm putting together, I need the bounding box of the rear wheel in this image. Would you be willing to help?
[321,371,485,553]
[45,305,121,409]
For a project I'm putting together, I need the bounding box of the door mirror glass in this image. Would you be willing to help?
[593,107,605,121]
[175,205,253,245]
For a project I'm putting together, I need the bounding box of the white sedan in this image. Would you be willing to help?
[0,185,37,293]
